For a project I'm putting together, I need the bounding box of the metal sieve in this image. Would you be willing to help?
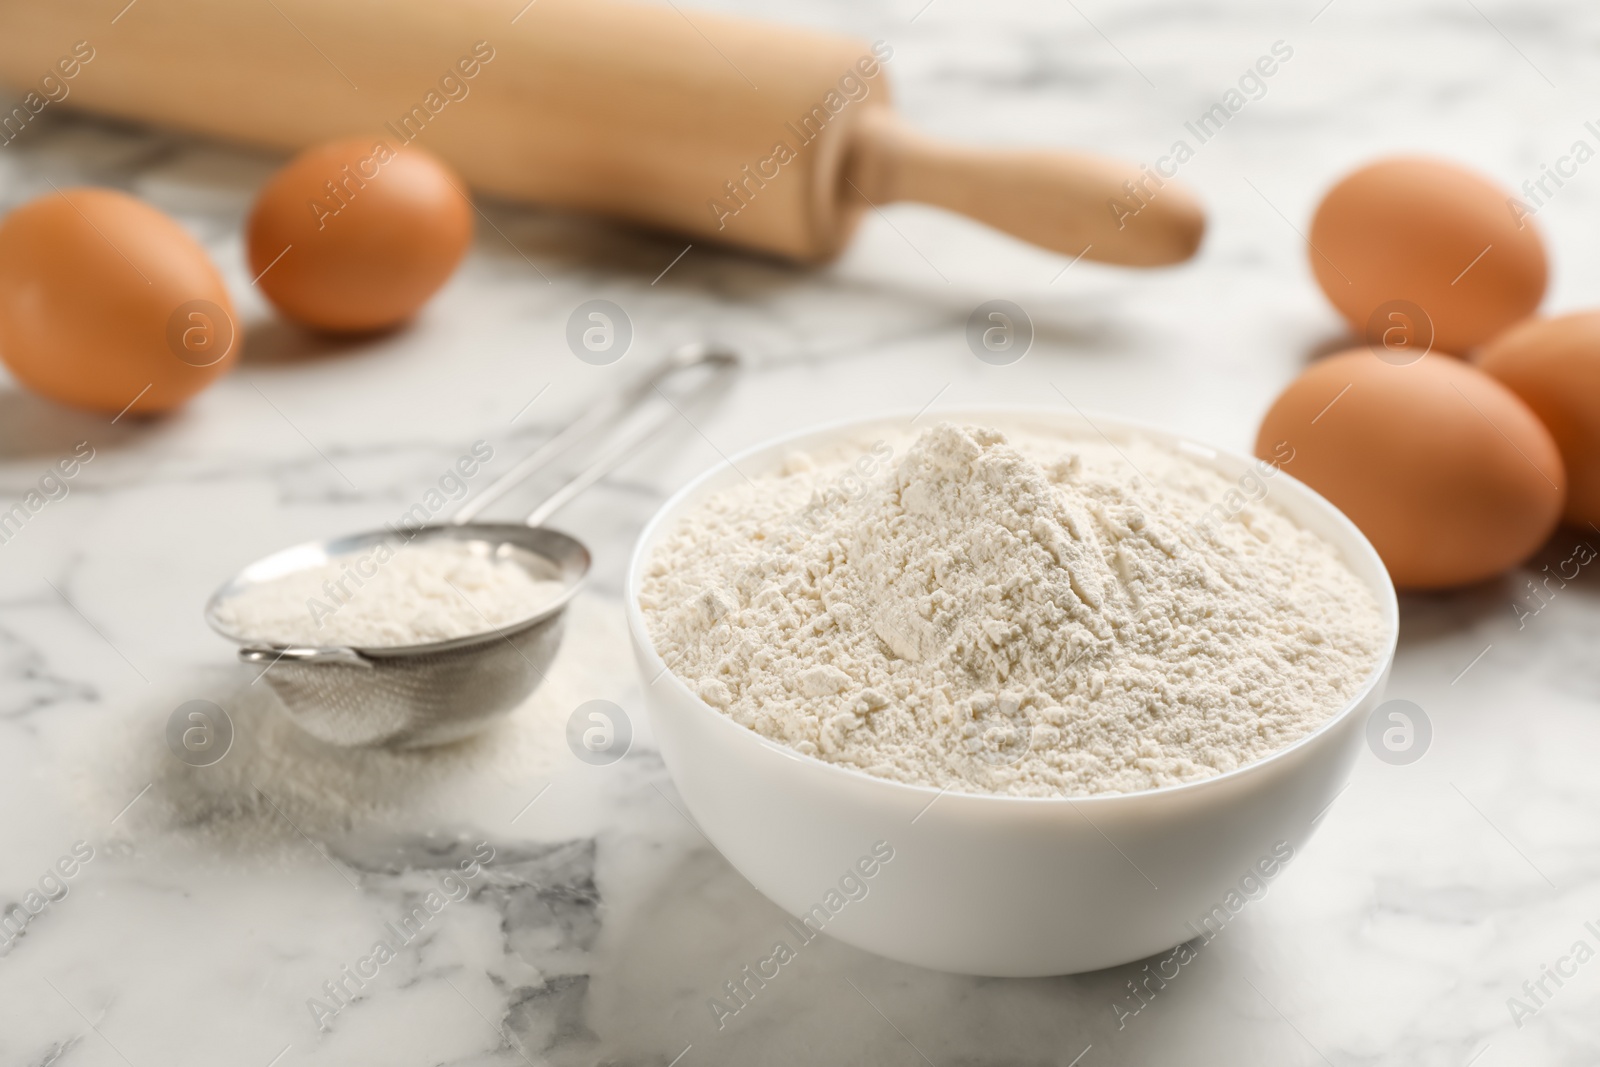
[204,342,739,748]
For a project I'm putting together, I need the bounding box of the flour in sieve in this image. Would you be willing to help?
[215,540,565,647]
[640,422,1388,797]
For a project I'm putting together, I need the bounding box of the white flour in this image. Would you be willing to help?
[214,540,565,647]
[641,423,1387,797]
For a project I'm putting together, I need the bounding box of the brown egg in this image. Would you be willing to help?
[1478,311,1600,527]
[247,137,473,333]
[1308,157,1547,356]
[1255,349,1565,590]
[0,188,237,416]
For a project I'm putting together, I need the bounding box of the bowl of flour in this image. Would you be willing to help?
[627,411,1397,976]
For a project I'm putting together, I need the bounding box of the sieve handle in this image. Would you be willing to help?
[451,341,739,526]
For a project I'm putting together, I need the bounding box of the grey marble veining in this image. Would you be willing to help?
[2,0,1600,1064]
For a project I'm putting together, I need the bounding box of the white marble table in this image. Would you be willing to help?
[2,0,1598,1063]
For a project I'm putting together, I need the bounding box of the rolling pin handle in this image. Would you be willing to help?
[844,108,1205,268]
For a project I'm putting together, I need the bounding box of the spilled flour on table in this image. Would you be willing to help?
[78,597,631,849]
[641,423,1387,797]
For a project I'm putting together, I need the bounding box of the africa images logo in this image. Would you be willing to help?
[707,841,894,1031]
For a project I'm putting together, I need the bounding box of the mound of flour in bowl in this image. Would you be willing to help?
[640,422,1387,797]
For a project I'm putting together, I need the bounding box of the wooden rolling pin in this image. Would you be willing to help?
[0,0,1204,266]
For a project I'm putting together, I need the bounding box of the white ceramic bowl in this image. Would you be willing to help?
[625,409,1398,977]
